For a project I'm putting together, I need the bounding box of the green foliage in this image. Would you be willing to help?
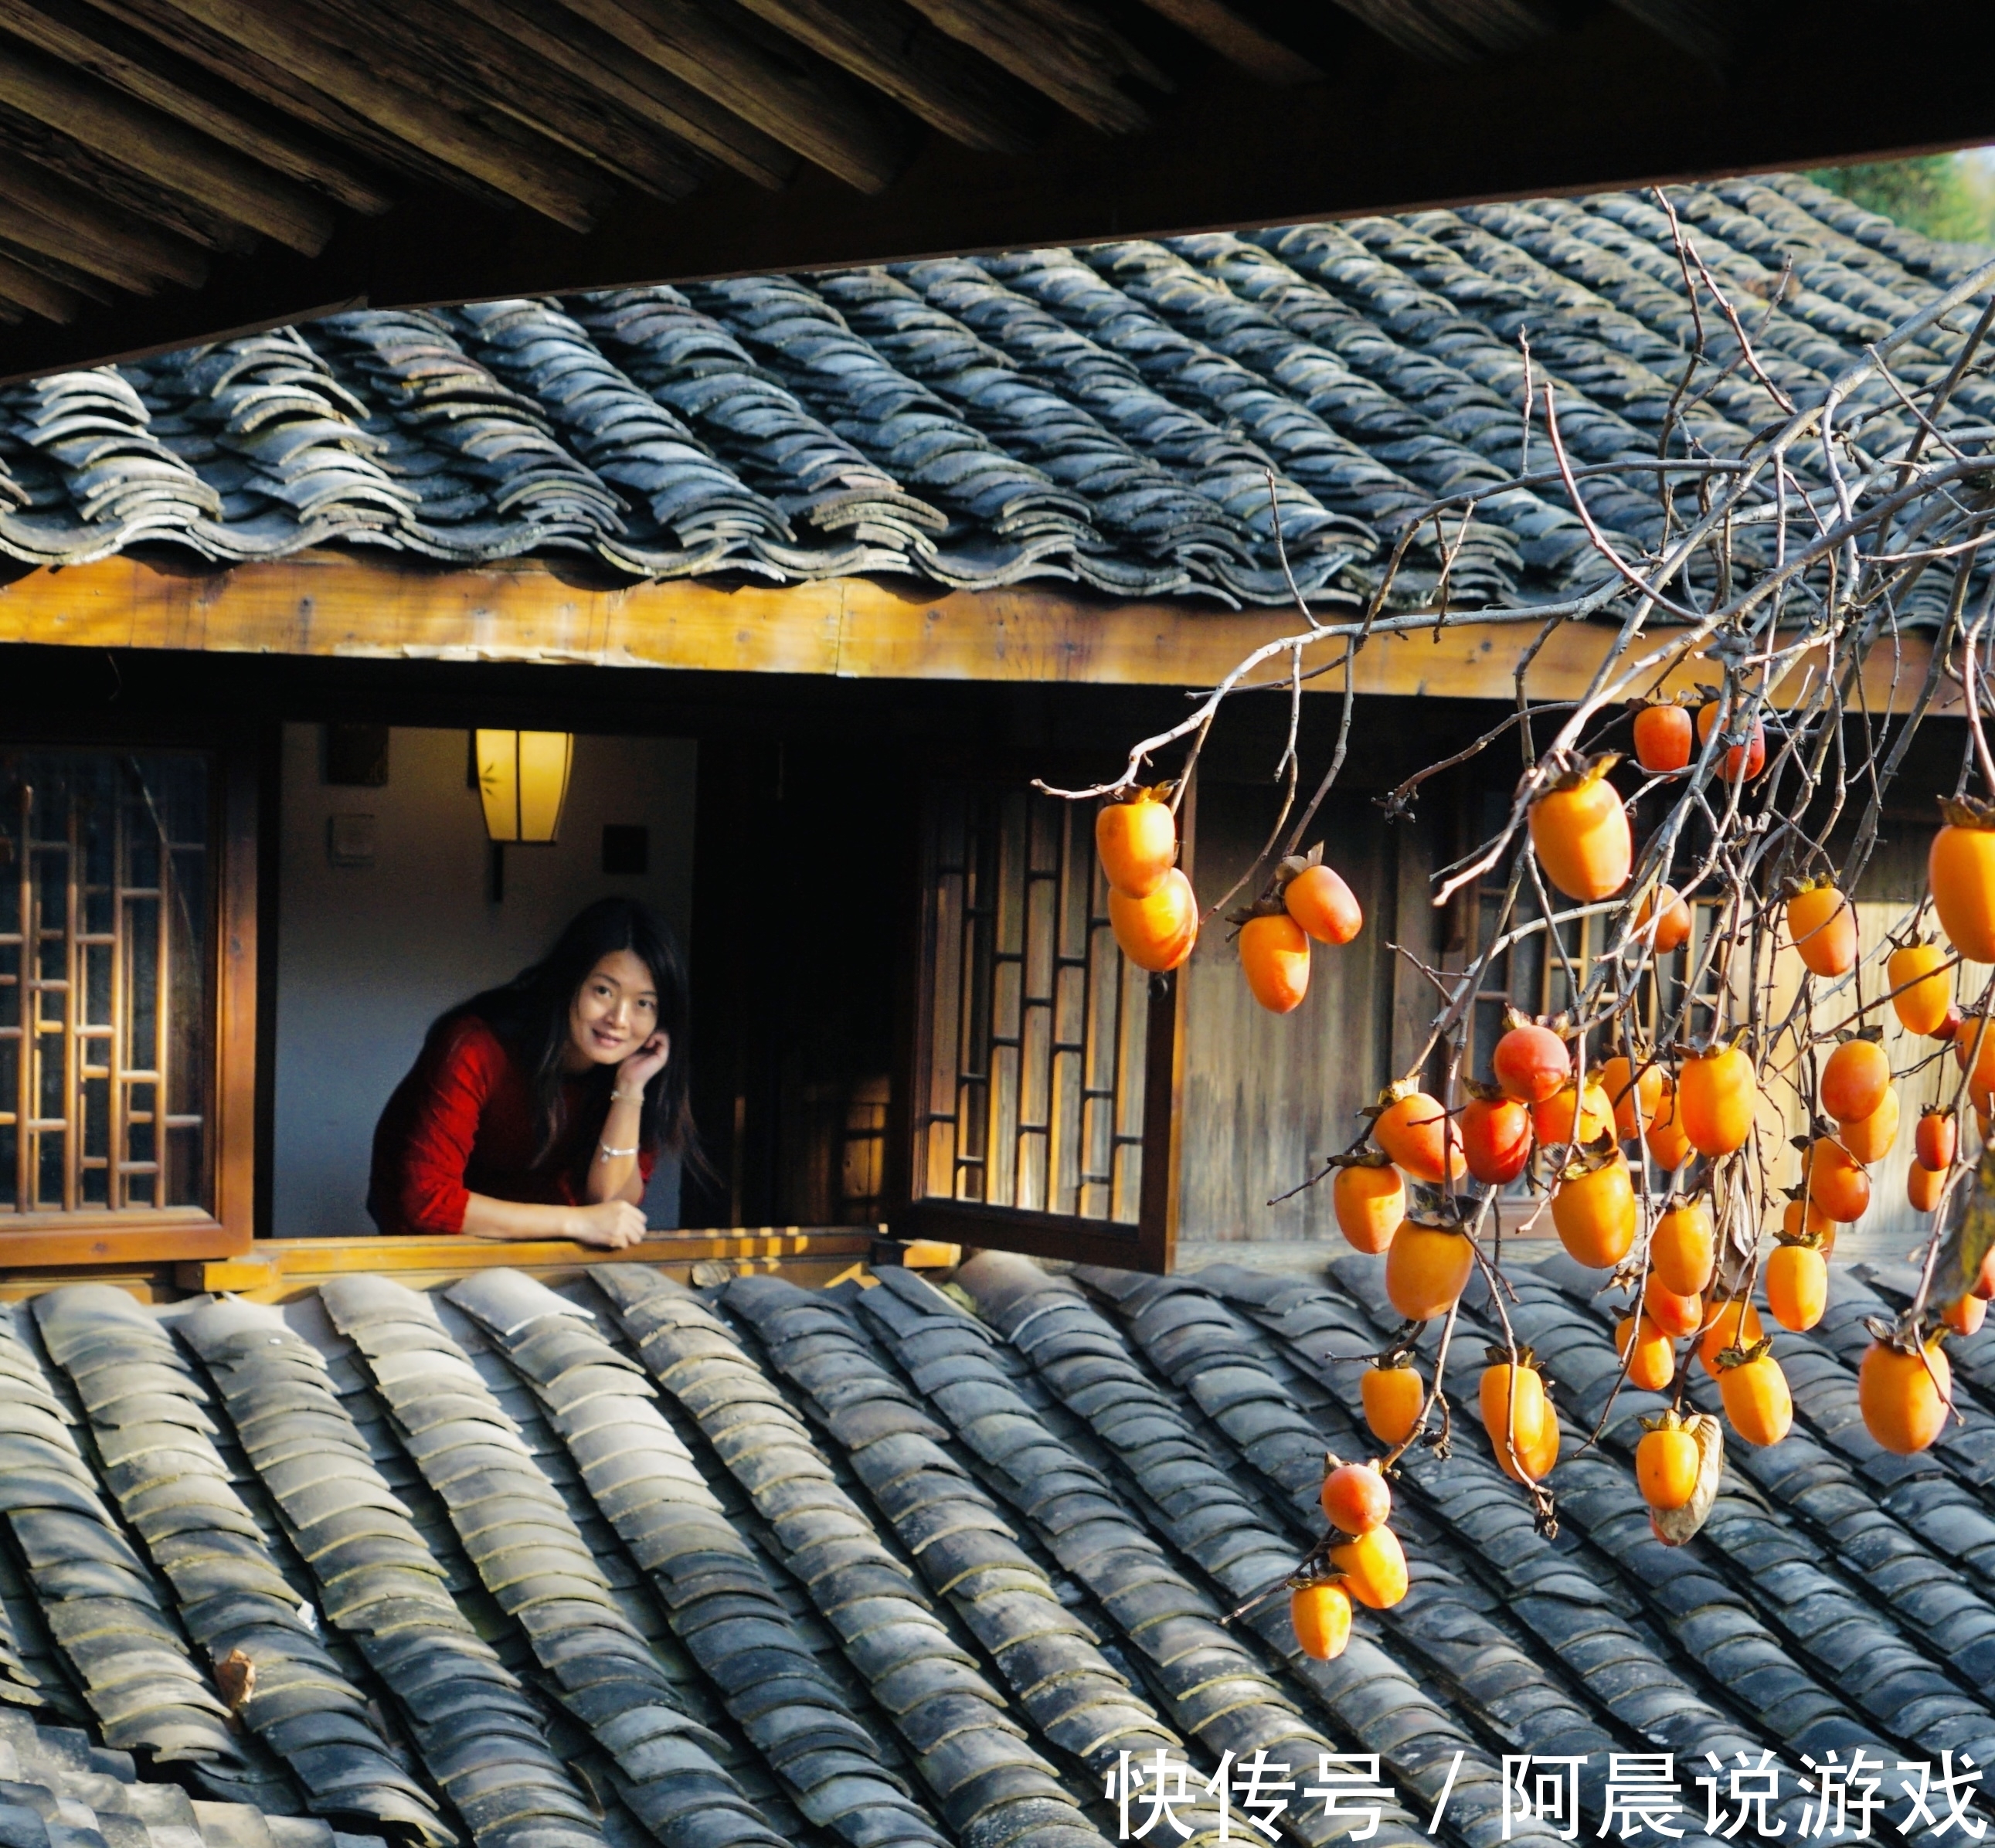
[1806,153,1995,244]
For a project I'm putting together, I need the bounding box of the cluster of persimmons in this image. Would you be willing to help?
[1106,691,1995,1665]
[1099,786,1365,990]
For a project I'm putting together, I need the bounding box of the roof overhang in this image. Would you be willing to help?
[2,0,1993,382]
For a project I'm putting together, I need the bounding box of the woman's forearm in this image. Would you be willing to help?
[459,1193,586,1241]
[585,1089,647,1203]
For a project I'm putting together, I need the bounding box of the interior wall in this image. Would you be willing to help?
[271,725,697,1238]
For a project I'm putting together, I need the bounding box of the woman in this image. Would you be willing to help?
[369,897,695,1248]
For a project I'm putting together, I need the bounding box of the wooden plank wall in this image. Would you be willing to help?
[1176,782,1413,1253]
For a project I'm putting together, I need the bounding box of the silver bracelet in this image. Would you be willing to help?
[610,1090,645,1104]
[598,1141,639,1160]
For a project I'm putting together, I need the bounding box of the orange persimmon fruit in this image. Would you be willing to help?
[1461,1091,1533,1187]
[1699,1298,1766,1377]
[1677,1043,1756,1157]
[1600,1055,1663,1142]
[1917,1109,1958,1173]
[1110,869,1197,972]
[1361,1357,1423,1447]
[1334,1160,1405,1255]
[1909,1163,1947,1214]
[1529,755,1632,902]
[1492,1021,1570,1104]
[1858,1340,1951,1455]
[1533,1079,1614,1150]
[1479,1350,1548,1461]
[1697,700,1766,782]
[1652,1197,1715,1295]
[1944,1293,1986,1337]
[1841,1089,1899,1166]
[1096,790,1176,897]
[1888,940,1953,1037]
[1384,1216,1474,1323]
[1328,1525,1409,1610]
[1320,1459,1391,1536]
[1930,798,1995,966]
[1284,863,1362,946]
[1290,1580,1353,1660]
[1636,1420,1701,1510]
[1646,1076,1694,1174]
[1239,912,1310,1014]
[1632,701,1693,775]
[1786,881,1857,979]
[1820,1038,1890,1125]
[1500,1021,1572,1109]
[1644,1281,1703,1340]
[1636,885,1692,955]
[1718,1347,1793,1446]
[1372,1087,1464,1184]
[1551,1151,1637,1268]
[1805,1136,1871,1224]
[1616,1313,1675,1391]
[1766,1241,1827,1332]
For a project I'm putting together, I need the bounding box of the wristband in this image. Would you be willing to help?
[611,1089,645,1104]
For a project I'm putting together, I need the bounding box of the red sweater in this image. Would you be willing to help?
[368,1016,654,1235]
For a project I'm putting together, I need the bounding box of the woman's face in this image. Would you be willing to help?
[567,950,659,1068]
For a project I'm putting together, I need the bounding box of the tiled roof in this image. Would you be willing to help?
[3,175,1991,611]
[2,1254,1991,1847]
[0,1704,382,1848]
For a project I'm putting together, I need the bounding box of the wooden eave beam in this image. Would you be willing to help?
[0,551,1948,716]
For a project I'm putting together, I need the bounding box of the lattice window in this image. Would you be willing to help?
[916,784,1150,1224]
[0,750,212,1217]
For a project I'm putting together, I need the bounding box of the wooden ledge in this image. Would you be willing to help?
[178,1227,882,1301]
[0,552,1953,710]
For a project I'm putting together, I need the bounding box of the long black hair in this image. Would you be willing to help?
[439,897,698,1178]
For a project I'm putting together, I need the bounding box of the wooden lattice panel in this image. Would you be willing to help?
[0,751,210,1218]
[917,783,1148,1225]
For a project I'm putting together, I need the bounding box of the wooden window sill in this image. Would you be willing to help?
[178,1227,885,1300]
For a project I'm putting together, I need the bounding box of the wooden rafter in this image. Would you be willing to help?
[0,36,335,252]
[302,0,708,203]
[728,0,1042,155]
[93,0,615,227]
[451,0,798,189]
[0,0,1981,377]
[0,0,394,213]
[550,0,912,194]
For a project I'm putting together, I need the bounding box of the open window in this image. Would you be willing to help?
[895,778,1183,1272]
[0,739,256,1265]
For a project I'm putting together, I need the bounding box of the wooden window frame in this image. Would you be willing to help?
[0,720,258,1270]
[887,769,1188,1275]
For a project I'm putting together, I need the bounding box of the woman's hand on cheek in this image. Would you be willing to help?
[617,1032,671,1095]
[570,1200,648,1248]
